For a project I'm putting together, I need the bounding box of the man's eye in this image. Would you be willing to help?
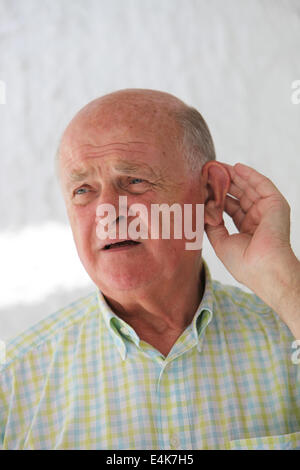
[74,187,89,195]
[129,178,145,185]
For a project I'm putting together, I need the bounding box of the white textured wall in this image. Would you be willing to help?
[0,0,299,341]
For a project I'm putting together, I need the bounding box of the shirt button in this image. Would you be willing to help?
[170,434,180,449]
[120,326,129,335]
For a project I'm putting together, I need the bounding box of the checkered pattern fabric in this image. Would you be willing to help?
[1,260,299,449]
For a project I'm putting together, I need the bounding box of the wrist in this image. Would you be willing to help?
[269,253,300,338]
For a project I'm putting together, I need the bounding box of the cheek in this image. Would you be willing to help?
[68,206,96,256]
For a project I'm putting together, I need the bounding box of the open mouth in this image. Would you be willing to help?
[103,240,141,250]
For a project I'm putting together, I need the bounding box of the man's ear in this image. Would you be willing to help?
[201,161,231,226]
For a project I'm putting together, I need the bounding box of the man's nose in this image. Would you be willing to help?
[97,184,120,207]
[95,186,128,226]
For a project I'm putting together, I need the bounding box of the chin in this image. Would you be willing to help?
[91,263,154,293]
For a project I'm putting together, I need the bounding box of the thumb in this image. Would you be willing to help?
[205,220,230,257]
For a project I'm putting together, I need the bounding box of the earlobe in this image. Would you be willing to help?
[204,200,224,226]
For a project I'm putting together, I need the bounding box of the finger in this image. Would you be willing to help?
[205,220,230,255]
[218,162,261,204]
[218,161,286,210]
[224,195,261,234]
[224,195,245,231]
[228,182,259,211]
[216,162,235,179]
[234,163,282,198]
[228,183,260,212]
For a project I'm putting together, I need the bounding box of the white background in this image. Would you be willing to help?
[0,0,299,341]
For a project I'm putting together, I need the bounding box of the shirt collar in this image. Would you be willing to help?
[97,290,139,360]
[97,258,214,360]
[191,259,214,352]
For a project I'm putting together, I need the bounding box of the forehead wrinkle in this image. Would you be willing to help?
[67,158,158,183]
[68,166,96,183]
[65,153,156,184]
[65,138,156,171]
[66,142,149,167]
[74,141,151,154]
[113,160,157,178]
[63,138,165,187]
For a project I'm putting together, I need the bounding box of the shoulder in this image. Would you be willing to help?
[0,290,99,373]
[212,279,271,314]
[210,279,293,341]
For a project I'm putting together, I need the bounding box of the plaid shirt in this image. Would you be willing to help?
[0,260,299,449]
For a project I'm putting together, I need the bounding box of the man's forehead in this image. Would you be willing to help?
[68,158,157,178]
[58,97,184,184]
[61,120,164,160]
[63,140,154,167]
[61,97,181,157]
[63,150,163,187]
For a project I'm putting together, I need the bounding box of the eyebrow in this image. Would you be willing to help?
[68,161,157,185]
[68,168,96,183]
[113,162,156,178]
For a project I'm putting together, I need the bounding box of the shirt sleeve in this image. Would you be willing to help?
[0,366,12,450]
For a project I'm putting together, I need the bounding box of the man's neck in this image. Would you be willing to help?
[103,260,206,356]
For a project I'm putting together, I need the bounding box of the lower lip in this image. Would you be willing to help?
[102,243,141,253]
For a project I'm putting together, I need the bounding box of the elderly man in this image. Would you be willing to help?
[1,89,300,450]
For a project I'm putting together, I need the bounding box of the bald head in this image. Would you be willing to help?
[73,88,185,123]
[56,88,215,177]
